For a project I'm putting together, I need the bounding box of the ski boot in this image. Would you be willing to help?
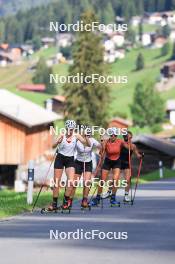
[41,200,60,214]
[101,189,112,199]
[123,194,131,203]
[110,194,120,207]
[61,196,72,213]
[91,194,101,207]
[81,198,91,211]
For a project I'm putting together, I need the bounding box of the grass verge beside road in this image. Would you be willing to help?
[0,169,174,218]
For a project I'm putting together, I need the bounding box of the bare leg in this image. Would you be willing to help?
[64,167,75,197]
[124,169,131,193]
[70,173,81,199]
[112,168,121,195]
[53,169,63,198]
[97,169,110,195]
[83,171,92,198]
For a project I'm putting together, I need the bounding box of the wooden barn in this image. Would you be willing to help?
[45,95,66,114]
[109,117,133,129]
[132,135,175,174]
[0,89,59,187]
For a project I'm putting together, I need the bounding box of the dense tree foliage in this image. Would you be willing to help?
[33,57,57,94]
[130,82,165,128]
[1,0,175,45]
[63,11,109,126]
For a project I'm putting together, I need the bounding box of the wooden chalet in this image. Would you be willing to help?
[132,135,175,174]
[0,89,59,186]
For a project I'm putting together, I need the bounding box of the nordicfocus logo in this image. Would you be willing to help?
[50,73,128,84]
[50,126,128,136]
[50,178,128,189]
[50,229,128,240]
[50,21,127,32]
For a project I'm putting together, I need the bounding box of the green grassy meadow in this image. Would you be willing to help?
[0,45,175,127]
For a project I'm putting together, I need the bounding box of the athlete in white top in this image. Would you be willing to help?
[48,120,91,211]
[76,137,100,162]
[71,128,101,208]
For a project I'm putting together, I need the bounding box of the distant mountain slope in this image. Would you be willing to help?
[0,0,53,16]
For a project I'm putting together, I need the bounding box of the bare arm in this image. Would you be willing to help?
[76,134,91,147]
[123,141,131,150]
[52,134,63,148]
[133,144,142,159]
[99,139,107,157]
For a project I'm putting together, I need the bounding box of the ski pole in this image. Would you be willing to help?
[88,148,105,204]
[31,149,57,212]
[132,154,144,205]
[128,140,133,201]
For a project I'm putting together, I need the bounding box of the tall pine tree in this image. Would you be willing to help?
[63,10,109,126]
[33,57,57,95]
[130,82,164,128]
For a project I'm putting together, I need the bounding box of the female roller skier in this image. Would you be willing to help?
[91,127,133,206]
[47,120,91,211]
[101,131,142,202]
[120,131,142,202]
[70,127,101,208]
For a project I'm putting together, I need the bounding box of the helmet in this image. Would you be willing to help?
[65,120,76,129]
[106,127,118,136]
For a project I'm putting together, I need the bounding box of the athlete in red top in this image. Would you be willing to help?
[105,138,124,160]
[91,127,130,206]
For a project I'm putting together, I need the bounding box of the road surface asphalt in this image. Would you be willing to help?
[0,178,175,264]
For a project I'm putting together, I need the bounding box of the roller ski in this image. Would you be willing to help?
[90,194,101,207]
[81,198,91,211]
[110,195,120,207]
[41,202,61,214]
[123,194,133,205]
[61,196,72,214]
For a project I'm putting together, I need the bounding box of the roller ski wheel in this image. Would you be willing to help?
[41,206,61,214]
[110,195,120,207]
[110,202,120,208]
[61,206,71,214]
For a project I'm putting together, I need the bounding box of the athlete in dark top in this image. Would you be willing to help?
[91,127,132,206]
[101,131,142,202]
[121,131,141,202]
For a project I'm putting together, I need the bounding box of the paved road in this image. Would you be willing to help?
[0,178,175,264]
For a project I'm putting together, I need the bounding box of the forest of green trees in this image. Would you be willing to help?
[0,0,175,44]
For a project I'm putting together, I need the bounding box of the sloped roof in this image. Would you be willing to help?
[53,95,66,102]
[0,89,61,127]
[18,84,46,92]
[133,134,175,157]
[110,117,133,126]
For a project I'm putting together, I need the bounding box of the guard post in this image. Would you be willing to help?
[27,160,34,205]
